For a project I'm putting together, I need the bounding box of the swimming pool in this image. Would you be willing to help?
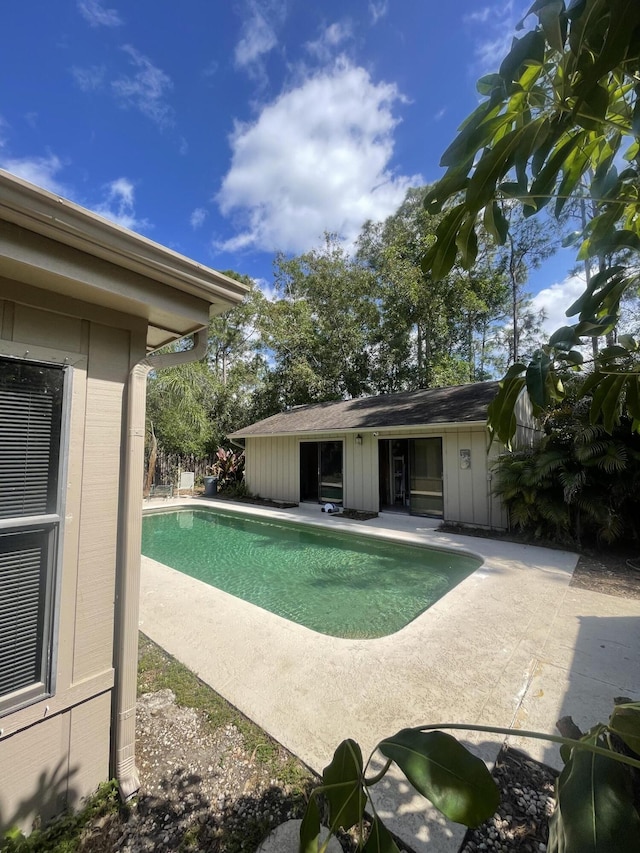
[141,508,482,638]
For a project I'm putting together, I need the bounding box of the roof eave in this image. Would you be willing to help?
[0,170,249,307]
[230,419,490,439]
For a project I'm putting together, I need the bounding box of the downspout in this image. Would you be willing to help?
[114,328,208,799]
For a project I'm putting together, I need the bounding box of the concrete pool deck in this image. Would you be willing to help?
[139,498,640,852]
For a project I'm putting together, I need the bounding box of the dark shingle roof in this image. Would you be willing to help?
[230,381,499,437]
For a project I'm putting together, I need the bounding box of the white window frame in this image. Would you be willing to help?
[0,356,71,717]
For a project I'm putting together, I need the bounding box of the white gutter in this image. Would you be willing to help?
[113,329,208,799]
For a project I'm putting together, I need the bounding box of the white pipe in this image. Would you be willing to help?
[113,329,207,798]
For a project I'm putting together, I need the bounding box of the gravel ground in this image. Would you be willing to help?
[73,555,636,853]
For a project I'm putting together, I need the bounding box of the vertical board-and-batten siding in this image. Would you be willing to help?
[0,288,144,830]
[244,424,509,526]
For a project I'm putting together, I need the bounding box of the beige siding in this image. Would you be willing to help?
[244,424,508,528]
[72,324,129,681]
[0,288,145,831]
[442,429,503,528]
[0,711,71,829]
[344,431,378,512]
[245,435,299,501]
[13,303,87,353]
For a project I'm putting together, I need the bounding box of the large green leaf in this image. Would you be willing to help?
[589,373,625,433]
[565,266,625,318]
[555,136,600,217]
[466,118,548,212]
[322,739,366,832]
[625,375,640,423]
[455,214,478,268]
[548,325,581,351]
[299,794,321,853]
[362,816,401,853]
[499,30,546,83]
[537,0,565,53]
[527,131,585,213]
[483,201,509,244]
[548,739,640,853]
[422,204,467,279]
[574,0,640,93]
[609,703,640,756]
[487,365,527,448]
[526,350,554,411]
[378,729,499,827]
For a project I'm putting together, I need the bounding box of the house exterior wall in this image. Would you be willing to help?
[244,425,509,529]
[0,280,146,832]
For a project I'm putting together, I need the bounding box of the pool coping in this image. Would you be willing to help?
[139,497,640,853]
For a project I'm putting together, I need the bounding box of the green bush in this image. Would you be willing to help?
[493,400,640,547]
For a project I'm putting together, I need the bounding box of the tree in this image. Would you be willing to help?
[357,187,510,390]
[262,235,379,406]
[421,0,640,446]
[145,272,270,464]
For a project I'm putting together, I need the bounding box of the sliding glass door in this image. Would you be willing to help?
[409,438,443,517]
[300,441,343,504]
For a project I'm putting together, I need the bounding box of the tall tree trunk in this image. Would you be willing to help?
[416,322,423,385]
[508,233,519,364]
[581,198,599,359]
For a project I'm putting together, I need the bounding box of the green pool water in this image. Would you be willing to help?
[141,508,481,639]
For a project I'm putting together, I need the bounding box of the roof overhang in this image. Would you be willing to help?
[0,171,249,350]
[231,420,489,439]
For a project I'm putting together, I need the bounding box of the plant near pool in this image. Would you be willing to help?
[300,702,640,853]
[207,447,245,491]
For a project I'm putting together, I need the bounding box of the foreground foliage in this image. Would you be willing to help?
[301,702,640,853]
[422,0,640,446]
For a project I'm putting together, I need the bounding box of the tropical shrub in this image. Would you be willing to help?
[207,447,245,491]
[493,399,640,546]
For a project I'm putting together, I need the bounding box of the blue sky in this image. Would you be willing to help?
[1,0,581,331]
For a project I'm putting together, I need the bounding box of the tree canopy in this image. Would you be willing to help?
[421,0,640,446]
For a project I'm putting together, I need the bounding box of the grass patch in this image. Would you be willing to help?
[138,633,310,793]
[1,782,121,853]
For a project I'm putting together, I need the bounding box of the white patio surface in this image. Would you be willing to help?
[139,498,640,853]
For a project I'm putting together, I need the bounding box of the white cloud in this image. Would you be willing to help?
[530,273,587,337]
[464,7,492,24]
[254,278,278,301]
[465,1,531,75]
[0,153,69,195]
[0,115,9,148]
[77,0,123,28]
[217,60,420,254]
[369,1,388,24]
[234,1,285,72]
[190,207,207,229]
[112,45,174,127]
[306,22,352,62]
[93,177,150,231]
[71,65,106,92]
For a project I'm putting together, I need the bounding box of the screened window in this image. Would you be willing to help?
[0,357,66,715]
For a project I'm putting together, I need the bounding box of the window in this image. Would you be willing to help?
[0,357,67,715]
